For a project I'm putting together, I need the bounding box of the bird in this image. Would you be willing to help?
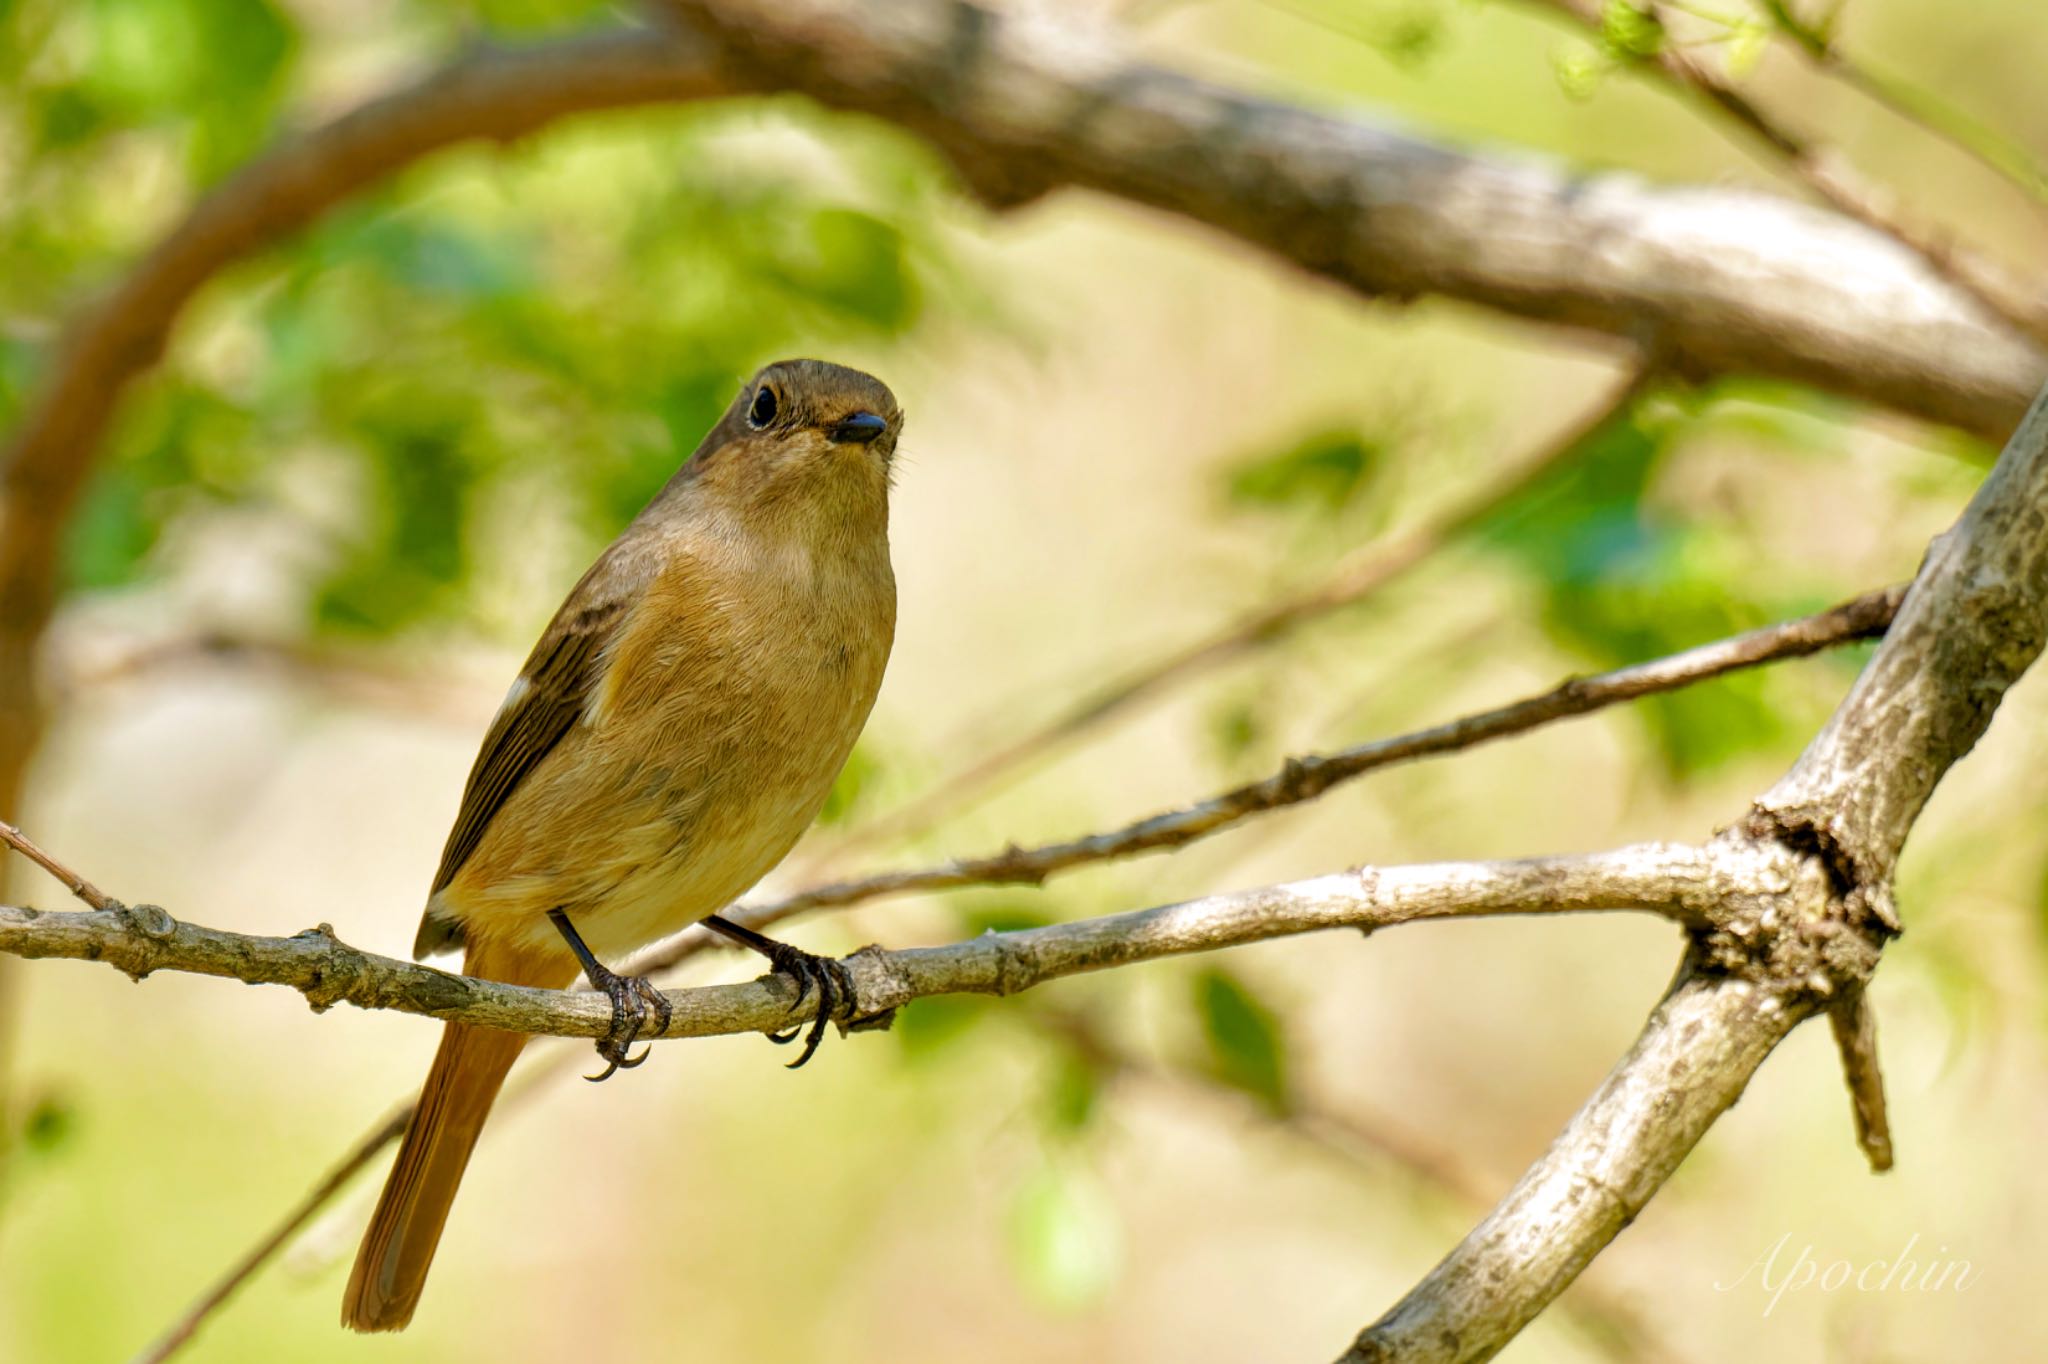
[342,358,903,1333]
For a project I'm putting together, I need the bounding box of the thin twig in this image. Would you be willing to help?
[1752,0,2048,211]
[0,819,117,912]
[646,583,1903,974]
[841,365,1657,854]
[126,1104,413,1364]
[1527,0,2048,344]
[1827,985,1892,1173]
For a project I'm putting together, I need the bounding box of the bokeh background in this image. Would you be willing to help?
[2,0,2045,1360]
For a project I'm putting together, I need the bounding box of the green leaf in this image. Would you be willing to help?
[1224,430,1385,517]
[1194,968,1289,1114]
[798,207,918,331]
[1551,40,1611,100]
[1725,16,1771,79]
[21,1093,76,1155]
[1208,696,1265,766]
[316,407,476,632]
[1600,0,1665,60]
[1476,385,1843,775]
[65,380,247,591]
[957,900,1059,937]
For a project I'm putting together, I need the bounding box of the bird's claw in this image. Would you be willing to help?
[759,942,856,1069]
[584,969,672,1083]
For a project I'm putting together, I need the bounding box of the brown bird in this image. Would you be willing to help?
[342,359,902,1332]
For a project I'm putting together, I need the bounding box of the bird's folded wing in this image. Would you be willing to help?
[428,564,640,898]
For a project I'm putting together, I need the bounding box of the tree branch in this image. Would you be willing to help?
[1827,986,1893,1174]
[1349,377,2048,1360]
[1342,971,1805,1362]
[0,818,117,912]
[650,583,1902,969]
[1527,0,2048,345]
[0,845,1715,1044]
[113,586,1901,1360]
[842,364,1657,851]
[1754,383,2048,889]
[652,0,2043,441]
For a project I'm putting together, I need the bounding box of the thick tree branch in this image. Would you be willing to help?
[1343,972,1805,1363]
[1754,383,2048,888]
[1349,378,2048,1360]
[1528,0,2048,345]
[653,0,2043,441]
[0,845,1714,1043]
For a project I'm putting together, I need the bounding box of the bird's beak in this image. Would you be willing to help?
[827,412,889,445]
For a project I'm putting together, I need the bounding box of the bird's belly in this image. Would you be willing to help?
[441,638,881,961]
[559,777,828,959]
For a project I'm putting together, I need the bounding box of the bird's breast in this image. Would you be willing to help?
[448,534,894,959]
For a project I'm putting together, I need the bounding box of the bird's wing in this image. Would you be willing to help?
[428,553,643,898]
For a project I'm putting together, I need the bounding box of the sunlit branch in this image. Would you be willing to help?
[1351,377,2048,1362]
[0,844,1715,1045]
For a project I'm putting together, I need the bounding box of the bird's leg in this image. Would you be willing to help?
[548,909,672,1083]
[698,915,856,1070]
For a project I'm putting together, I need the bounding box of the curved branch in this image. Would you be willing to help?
[0,845,1712,1041]
[0,27,734,868]
[1527,0,2048,345]
[1350,376,2048,1359]
[654,0,2043,441]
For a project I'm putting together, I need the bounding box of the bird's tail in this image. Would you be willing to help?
[342,937,571,1332]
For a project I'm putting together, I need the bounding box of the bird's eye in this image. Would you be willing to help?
[748,385,779,429]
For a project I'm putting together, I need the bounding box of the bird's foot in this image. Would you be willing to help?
[548,908,672,1082]
[584,964,673,1083]
[699,915,857,1069]
[759,943,855,1070]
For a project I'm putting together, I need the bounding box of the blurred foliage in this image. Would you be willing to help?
[1005,1154,1122,1312]
[0,0,970,643]
[1249,0,1453,71]
[1223,429,1389,519]
[1210,377,1876,778]
[817,742,884,826]
[1193,967,1290,1114]
[1475,380,1868,776]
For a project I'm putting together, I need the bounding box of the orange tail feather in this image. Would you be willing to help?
[342,939,570,1332]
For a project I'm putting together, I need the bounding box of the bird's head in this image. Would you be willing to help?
[683,359,903,526]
